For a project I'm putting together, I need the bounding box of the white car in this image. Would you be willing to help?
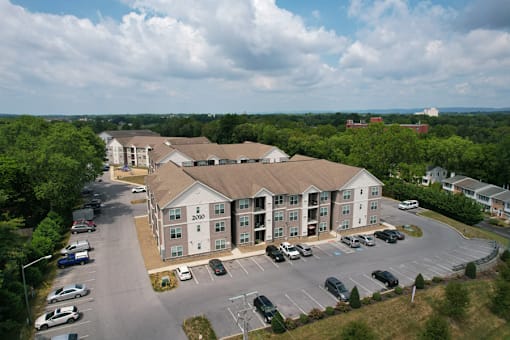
[398,200,419,210]
[176,265,192,281]
[279,242,300,260]
[35,306,80,330]
[132,186,146,193]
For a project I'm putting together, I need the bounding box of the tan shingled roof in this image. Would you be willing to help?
[116,136,170,148]
[103,130,160,138]
[146,162,196,208]
[289,154,317,161]
[151,159,365,207]
[170,142,282,161]
[149,143,175,163]
[166,137,211,145]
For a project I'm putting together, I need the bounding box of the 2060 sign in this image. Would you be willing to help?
[192,214,206,221]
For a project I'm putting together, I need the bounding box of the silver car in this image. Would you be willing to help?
[357,234,376,246]
[35,306,80,330]
[47,284,88,303]
[295,243,313,257]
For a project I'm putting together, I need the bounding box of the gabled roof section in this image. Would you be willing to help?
[477,185,507,198]
[116,136,169,148]
[442,175,468,184]
[455,178,490,191]
[146,162,196,208]
[289,154,317,162]
[165,137,211,145]
[339,168,385,190]
[102,130,159,138]
[149,143,175,163]
[170,142,287,161]
[494,190,510,202]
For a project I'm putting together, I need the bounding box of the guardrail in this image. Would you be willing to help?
[452,240,499,271]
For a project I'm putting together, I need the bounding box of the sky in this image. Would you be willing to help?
[1,0,510,115]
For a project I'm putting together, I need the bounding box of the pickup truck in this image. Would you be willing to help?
[279,242,300,260]
[58,251,90,268]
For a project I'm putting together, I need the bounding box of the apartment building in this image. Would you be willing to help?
[346,117,429,133]
[147,157,383,261]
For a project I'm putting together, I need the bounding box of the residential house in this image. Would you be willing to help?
[422,166,448,186]
[99,129,160,146]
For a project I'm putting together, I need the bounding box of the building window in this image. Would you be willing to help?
[239,199,249,209]
[240,216,249,227]
[197,242,201,250]
[215,239,226,250]
[342,205,351,215]
[320,192,328,202]
[274,227,284,238]
[289,195,299,205]
[360,189,363,195]
[289,211,298,221]
[343,190,352,200]
[319,222,327,232]
[370,201,378,210]
[290,227,298,237]
[369,216,377,224]
[240,233,249,244]
[275,195,284,205]
[169,208,181,220]
[215,221,225,232]
[320,207,328,216]
[196,207,200,214]
[371,187,379,196]
[274,211,284,221]
[170,227,182,239]
[196,225,201,232]
[170,245,183,258]
[341,220,349,229]
[215,203,225,215]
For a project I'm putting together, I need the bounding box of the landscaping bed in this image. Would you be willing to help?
[182,316,217,340]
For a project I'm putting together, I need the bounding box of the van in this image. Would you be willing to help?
[341,235,361,248]
[398,200,419,210]
[60,240,91,255]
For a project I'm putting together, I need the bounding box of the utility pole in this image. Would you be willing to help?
[229,291,258,340]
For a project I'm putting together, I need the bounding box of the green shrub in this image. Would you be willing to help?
[415,273,425,289]
[501,249,510,262]
[271,311,286,334]
[361,297,372,305]
[335,302,351,313]
[394,286,403,295]
[349,286,361,309]
[432,276,443,283]
[491,279,510,320]
[340,320,376,340]
[308,308,324,320]
[284,317,297,330]
[372,292,382,301]
[325,306,335,315]
[465,262,477,279]
[299,313,309,324]
[419,315,451,340]
[442,282,470,320]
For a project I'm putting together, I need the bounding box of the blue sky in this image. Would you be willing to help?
[2,0,510,114]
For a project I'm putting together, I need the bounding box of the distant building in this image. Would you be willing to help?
[415,107,439,117]
[345,117,429,134]
[422,166,448,186]
[98,129,160,146]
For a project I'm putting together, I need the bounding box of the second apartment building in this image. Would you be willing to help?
[147,157,383,261]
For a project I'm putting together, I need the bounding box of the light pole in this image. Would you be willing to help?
[22,254,52,324]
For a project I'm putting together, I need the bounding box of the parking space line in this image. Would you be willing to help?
[389,267,414,282]
[36,320,91,334]
[268,259,280,268]
[432,255,456,266]
[190,268,199,284]
[301,257,307,262]
[318,285,340,303]
[287,259,294,266]
[312,245,332,257]
[451,249,479,260]
[252,308,267,326]
[301,289,324,310]
[363,274,386,289]
[79,335,89,339]
[236,260,249,275]
[413,261,444,277]
[458,245,491,256]
[350,277,372,296]
[46,298,94,309]
[251,258,264,272]
[285,294,306,314]
[205,265,215,281]
[227,268,233,278]
[313,254,321,260]
[435,263,453,272]
[227,307,244,333]
[82,278,96,283]
[445,252,471,263]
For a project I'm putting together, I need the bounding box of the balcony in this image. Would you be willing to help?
[308,193,319,207]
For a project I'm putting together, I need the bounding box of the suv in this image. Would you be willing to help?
[372,270,399,288]
[279,242,300,259]
[374,230,397,243]
[60,240,91,255]
[357,234,375,246]
[384,229,405,240]
[208,259,227,275]
[253,295,277,323]
[265,245,285,262]
[341,235,361,248]
[295,243,313,257]
[324,277,350,301]
[176,265,192,281]
[398,200,419,210]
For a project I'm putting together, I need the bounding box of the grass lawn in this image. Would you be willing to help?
[226,277,510,340]
[419,211,510,248]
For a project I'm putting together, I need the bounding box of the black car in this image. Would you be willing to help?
[374,230,397,243]
[253,295,277,323]
[265,245,285,262]
[384,229,405,240]
[372,270,399,288]
[324,277,350,301]
[208,259,227,275]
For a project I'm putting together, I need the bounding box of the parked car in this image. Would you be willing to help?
[209,259,227,275]
[324,277,350,301]
[341,235,361,248]
[384,229,405,240]
[57,251,90,268]
[398,200,419,210]
[47,284,88,303]
[372,270,399,288]
[265,245,285,262]
[102,164,110,171]
[71,223,96,234]
[374,230,397,243]
[34,306,80,330]
[279,242,300,259]
[82,199,101,212]
[253,295,277,323]
[357,234,376,246]
[176,265,192,281]
[132,186,146,193]
[51,334,79,340]
[60,240,91,255]
[295,243,313,257]
[72,219,95,227]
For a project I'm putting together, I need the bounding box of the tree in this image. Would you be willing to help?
[419,315,451,340]
[442,282,470,320]
[465,262,477,279]
[415,273,425,289]
[340,320,376,340]
[271,310,286,334]
[349,286,361,309]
